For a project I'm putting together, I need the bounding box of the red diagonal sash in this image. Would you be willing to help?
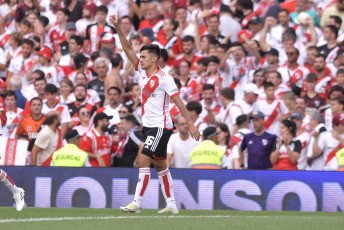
[264,102,280,130]
[325,143,342,166]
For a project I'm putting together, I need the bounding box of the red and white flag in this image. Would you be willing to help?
[0,137,28,166]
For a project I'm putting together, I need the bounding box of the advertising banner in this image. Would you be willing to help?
[0,167,343,212]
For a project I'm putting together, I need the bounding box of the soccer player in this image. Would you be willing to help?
[110,13,200,214]
[0,169,25,211]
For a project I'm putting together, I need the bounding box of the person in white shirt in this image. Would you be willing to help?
[167,116,201,168]
[76,2,97,37]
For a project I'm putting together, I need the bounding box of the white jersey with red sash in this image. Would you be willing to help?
[85,23,116,53]
[295,130,311,170]
[5,107,24,138]
[318,131,341,171]
[180,77,198,99]
[326,46,340,63]
[199,99,222,123]
[0,31,11,50]
[228,57,257,100]
[255,98,289,135]
[314,75,336,99]
[47,25,66,52]
[8,55,36,87]
[278,64,309,89]
[194,117,208,134]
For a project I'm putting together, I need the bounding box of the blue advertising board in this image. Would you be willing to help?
[0,166,343,212]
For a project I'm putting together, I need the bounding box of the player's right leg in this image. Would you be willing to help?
[120,154,152,213]
[0,169,25,211]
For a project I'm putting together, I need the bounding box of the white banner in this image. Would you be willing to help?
[0,137,28,166]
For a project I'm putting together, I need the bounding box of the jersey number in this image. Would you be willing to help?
[144,135,155,149]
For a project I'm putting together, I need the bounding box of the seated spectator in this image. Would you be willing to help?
[113,114,144,167]
[79,112,117,167]
[189,126,226,169]
[240,111,277,170]
[73,106,91,136]
[31,111,61,166]
[52,130,90,167]
[312,113,344,171]
[167,116,201,168]
[271,119,302,170]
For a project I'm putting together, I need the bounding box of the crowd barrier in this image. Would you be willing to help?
[0,166,343,212]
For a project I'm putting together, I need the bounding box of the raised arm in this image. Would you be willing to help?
[110,14,139,66]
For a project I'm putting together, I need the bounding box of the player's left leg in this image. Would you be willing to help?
[153,160,179,214]
[0,169,25,211]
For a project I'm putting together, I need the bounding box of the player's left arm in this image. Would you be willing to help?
[172,95,200,141]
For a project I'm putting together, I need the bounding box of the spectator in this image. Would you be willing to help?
[175,7,195,38]
[264,70,289,100]
[321,0,344,32]
[58,22,78,56]
[302,73,326,114]
[75,72,101,108]
[271,119,302,170]
[290,112,311,170]
[31,111,61,166]
[73,106,91,136]
[59,79,75,104]
[189,126,226,169]
[290,0,320,27]
[335,69,344,89]
[76,3,97,37]
[167,116,201,168]
[199,84,222,123]
[312,55,336,98]
[186,101,208,134]
[59,35,83,66]
[325,96,344,131]
[88,57,110,106]
[306,113,327,170]
[317,25,339,62]
[312,113,344,171]
[113,114,144,167]
[216,123,232,169]
[215,87,235,130]
[138,1,163,34]
[294,97,311,132]
[219,4,241,43]
[179,60,198,99]
[10,76,27,110]
[46,8,69,52]
[4,90,24,138]
[240,111,277,170]
[114,16,134,51]
[52,130,89,167]
[79,112,117,167]
[124,83,141,117]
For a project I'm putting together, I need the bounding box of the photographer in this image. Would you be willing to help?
[112,114,145,168]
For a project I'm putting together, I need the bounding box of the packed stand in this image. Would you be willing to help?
[1,0,344,170]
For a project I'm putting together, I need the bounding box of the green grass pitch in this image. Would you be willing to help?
[0,207,344,230]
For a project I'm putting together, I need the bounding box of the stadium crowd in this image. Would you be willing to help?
[0,0,344,170]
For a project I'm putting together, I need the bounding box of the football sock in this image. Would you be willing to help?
[133,167,150,208]
[0,169,20,195]
[158,168,176,207]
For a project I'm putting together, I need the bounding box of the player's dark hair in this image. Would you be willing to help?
[326,25,339,37]
[22,39,34,47]
[30,97,43,105]
[197,58,209,67]
[4,90,17,100]
[108,86,121,95]
[221,88,235,100]
[236,114,248,126]
[70,35,84,47]
[281,119,296,137]
[264,82,275,90]
[203,84,215,92]
[208,55,220,64]
[57,8,70,17]
[186,101,202,115]
[140,44,161,60]
[44,84,58,94]
[182,35,195,43]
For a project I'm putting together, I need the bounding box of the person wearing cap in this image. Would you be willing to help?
[79,112,117,167]
[312,113,344,171]
[238,16,263,44]
[76,3,97,37]
[229,83,259,135]
[84,5,116,53]
[271,119,302,170]
[219,4,241,43]
[293,12,320,48]
[46,8,70,53]
[52,130,90,167]
[255,82,290,136]
[31,111,61,166]
[141,27,157,45]
[29,46,58,87]
[189,126,226,169]
[290,112,311,170]
[240,111,277,170]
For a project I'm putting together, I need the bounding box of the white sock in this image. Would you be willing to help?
[158,168,176,207]
[133,168,150,208]
[0,169,20,195]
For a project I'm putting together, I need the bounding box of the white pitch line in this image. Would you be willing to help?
[0,215,341,223]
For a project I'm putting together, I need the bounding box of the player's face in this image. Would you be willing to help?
[30,100,43,115]
[314,57,325,72]
[108,89,120,106]
[22,43,33,59]
[182,41,194,55]
[140,50,157,70]
[5,96,16,109]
